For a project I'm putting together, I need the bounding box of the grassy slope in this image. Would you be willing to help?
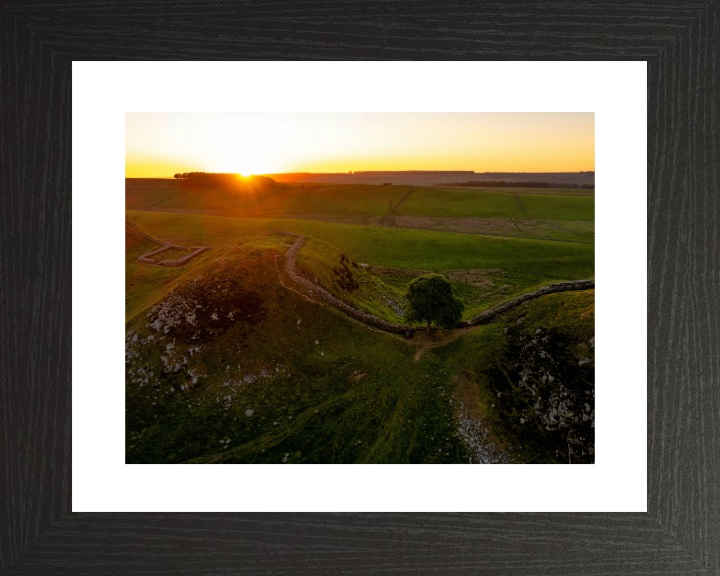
[125,227,216,323]
[429,289,595,463]
[125,233,594,464]
[126,179,594,224]
[125,235,467,464]
[294,237,406,324]
[127,211,594,278]
[127,210,594,318]
[243,183,412,217]
[397,187,595,221]
[126,179,595,244]
[437,186,594,196]
[125,178,282,214]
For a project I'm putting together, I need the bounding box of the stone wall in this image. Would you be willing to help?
[282,234,595,335]
[137,245,209,267]
[458,279,595,327]
[283,235,416,334]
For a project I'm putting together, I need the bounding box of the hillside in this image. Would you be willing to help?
[125,229,594,464]
[125,180,594,243]
[125,177,282,215]
[125,210,595,314]
[125,233,470,464]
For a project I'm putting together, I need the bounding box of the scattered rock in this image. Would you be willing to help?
[245,409,255,417]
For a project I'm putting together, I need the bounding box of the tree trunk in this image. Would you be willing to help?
[426,319,431,333]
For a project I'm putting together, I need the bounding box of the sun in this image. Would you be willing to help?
[205,115,291,176]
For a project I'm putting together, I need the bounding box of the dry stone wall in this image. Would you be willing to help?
[137,244,209,267]
[459,279,595,327]
[284,235,416,334]
[282,234,594,334]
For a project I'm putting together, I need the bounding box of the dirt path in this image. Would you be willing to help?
[412,325,482,361]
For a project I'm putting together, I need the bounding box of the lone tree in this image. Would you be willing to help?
[404,274,464,333]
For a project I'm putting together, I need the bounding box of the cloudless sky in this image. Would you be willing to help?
[125,112,594,177]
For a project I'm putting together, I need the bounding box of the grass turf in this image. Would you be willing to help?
[125,230,595,464]
[127,211,594,282]
[125,235,468,464]
[396,187,595,221]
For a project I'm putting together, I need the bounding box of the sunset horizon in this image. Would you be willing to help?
[126,112,595,178]
[125,110,595,467]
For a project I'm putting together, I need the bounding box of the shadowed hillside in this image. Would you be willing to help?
[125,228,594,464]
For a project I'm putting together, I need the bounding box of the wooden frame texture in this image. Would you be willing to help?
[1,1,718,574]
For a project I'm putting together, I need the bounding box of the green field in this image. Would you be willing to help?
[125,232,594,464]
[126,179,594,225]
[126,180,411,218]
[125,178,283,214]
[396,187,595,221]
[125,178,595,464]
[127,211,593,279]
[244,183,411,217]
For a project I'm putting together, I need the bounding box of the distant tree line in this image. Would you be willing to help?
[436,180,595,190]
[173,172,275,188]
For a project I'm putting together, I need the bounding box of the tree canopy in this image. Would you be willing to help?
[404,274,464,332]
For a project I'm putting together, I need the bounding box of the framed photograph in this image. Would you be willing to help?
[4,2,718,574]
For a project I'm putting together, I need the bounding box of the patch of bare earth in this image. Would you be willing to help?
[454,371,512,464]
[368,265,432,279]
[412,325,480,362]
[442,269,502,288]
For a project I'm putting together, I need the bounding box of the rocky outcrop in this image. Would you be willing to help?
[481,326,595,464]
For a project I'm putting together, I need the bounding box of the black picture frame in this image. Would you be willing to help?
[2,2,718,574]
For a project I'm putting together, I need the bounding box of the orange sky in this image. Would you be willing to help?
[125,112,594,177]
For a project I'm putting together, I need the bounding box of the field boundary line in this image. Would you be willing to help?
[390,186,414,214]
